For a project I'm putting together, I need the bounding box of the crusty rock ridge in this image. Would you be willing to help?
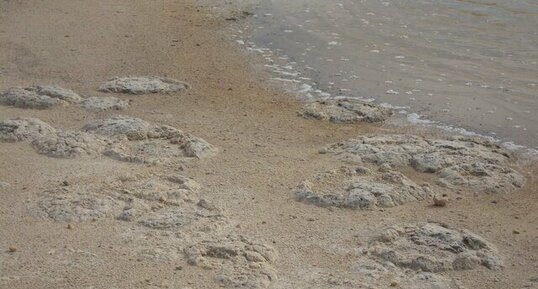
[299,98,392,123]
[323,134,523,193]
[99,76,189,94]
[295,166,432,210]
[28,175,276,288]
[0,86,82,109]
[0,117,56,142]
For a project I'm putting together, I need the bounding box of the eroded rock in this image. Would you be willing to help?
[299,99,392,123]
[30,187,120,222]
[366,223,503,272]
[99,76,189,94]
[80,96,129,111]
[83,115,181,140]
[0,117,56,142]
[324,134,523,193]
[295,167,432,210]
[31,130,107,158]
[0,86,81,109]
[84,116,217,162]
[185,234,277,289]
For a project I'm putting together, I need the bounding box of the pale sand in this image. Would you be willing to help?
[0,1,537,288]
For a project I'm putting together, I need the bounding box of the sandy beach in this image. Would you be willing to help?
[0,1,537,288]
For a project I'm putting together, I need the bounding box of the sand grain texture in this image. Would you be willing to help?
[0,1,536,289]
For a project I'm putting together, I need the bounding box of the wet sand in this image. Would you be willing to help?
[247,0,538,148]
[0,1,537,289]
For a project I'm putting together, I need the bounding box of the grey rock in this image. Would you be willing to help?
[0,86,81,109]
[367,223,503,272]
[181,136,218,159]
[295,167,432,210]
[138,208,195,230]
[31,187,120,222]
[31,130,107,158]
[185,234,277,288]
[83,115,181,140]
[324,134,523,193]
[99,76,189,94]
[300,98,392,123]
[80,96,129,111]
[0,117,56,142]
[83,116,217,162]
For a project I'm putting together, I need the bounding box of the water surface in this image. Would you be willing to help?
[246,0,538,147]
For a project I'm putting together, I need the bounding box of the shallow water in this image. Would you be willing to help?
[247,0,538,147]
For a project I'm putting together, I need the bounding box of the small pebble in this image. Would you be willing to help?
[433,196,448,207]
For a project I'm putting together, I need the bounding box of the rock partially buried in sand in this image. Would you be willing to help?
[19,116,216,162]
[366,223,503,272]
[0,86,82,109]
[80,96,129,111]
[30,187,120,222]
[0,117,56,142]
[185,234,277,289]
[83,115,181,140]
[323,134,524,193]
[30,175,222,231]
[295,167,432,210]
[31,130,107,158]
[299,98,392,123]
[99,76,189,94]
[84,116,217,162]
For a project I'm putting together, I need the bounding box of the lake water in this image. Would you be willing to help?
[240,0,538,148]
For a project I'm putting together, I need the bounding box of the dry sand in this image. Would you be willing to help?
[0,1,536,288]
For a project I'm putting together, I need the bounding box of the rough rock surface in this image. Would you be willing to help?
[365,223,503,272]
[80,96,129,111]
[0,86,81,109]
[0,117,56,142]
[352,260,459,289]
[185,234,278,289]
[27,175,276,288]
[295,167,432,210]
[323,134,523,193]
[299,99,392,123]
[84,116,217,162]
[29,175,216,227]
[30,187,120,222]
[99,76,189,94]
[308,223,503,289]
[31,130,107,158]
[83,115,181,140]
[0,181,10,189]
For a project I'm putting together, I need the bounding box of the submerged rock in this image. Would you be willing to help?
[0,86,81,109]
[80,96,129,111]
[99,76,189,94]
[366,223,503,272]
[324,134,523,193]
[185,234,277,289]
[0,117,56,142]
[295,167,432,210]
[299,98,392,123]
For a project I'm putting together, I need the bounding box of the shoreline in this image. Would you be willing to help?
[242,0,538,150]
[1,1,537,289]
